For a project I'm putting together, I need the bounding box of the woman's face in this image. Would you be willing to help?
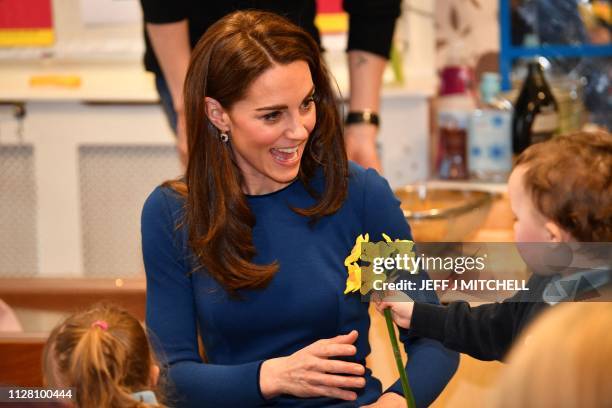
[225,60,316,195]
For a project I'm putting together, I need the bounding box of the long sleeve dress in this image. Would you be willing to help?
[142,163,459,407]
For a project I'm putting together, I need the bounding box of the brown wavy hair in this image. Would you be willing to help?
[515,130,612,241]
[43,304,162,408]
[164,11,348,295]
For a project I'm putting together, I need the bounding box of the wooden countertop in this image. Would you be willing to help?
[0,277,146,321]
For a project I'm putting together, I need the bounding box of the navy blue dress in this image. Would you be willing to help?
[142,163,458,407]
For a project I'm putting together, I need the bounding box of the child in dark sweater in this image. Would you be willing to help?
[376,130,612,361]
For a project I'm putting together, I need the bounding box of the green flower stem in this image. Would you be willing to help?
[383,308,416,408]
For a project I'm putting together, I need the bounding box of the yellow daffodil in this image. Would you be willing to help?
[382,233,412,243]
[344,263,362,294]
[344,233,416,294]
[343,232,417,408]
[344,233,369,266]
[344,234,368,293]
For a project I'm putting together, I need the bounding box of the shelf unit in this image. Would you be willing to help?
[498,0,612,90]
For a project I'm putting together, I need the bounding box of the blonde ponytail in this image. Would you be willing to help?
[43,304,162,408]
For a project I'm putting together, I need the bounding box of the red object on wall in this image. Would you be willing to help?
[317,0,343,14]
[0,0,53,29]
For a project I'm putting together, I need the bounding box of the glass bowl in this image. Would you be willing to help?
[394,185,496,242]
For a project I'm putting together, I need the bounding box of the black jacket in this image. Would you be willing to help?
[411,274,553,361]
[140,0,401,75]
[410,270,612,361]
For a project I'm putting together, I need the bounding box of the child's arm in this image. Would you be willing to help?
[376,296,535,361]
[410,301,520,361]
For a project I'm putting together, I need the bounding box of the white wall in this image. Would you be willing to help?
[434,0,500,69]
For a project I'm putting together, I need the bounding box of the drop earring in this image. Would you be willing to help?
[219,131,229,143]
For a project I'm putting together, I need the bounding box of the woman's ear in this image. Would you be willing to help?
[149,364,160,387]
[204,97,231,132]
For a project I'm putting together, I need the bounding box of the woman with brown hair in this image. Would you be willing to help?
[142,10,458,407]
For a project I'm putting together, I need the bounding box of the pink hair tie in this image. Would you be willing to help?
[91,320,108,331]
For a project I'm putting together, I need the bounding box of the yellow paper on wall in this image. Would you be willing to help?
[0,29,54,46]
[29,75,82,88]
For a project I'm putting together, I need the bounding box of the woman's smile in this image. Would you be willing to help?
[270,143,303,165]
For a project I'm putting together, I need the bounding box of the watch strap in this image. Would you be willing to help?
[345,110,380,127]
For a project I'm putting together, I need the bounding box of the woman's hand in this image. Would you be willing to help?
[374,292,415,329]
[260,330,366,401]
[361,392,406,407]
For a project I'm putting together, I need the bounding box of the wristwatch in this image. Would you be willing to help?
[345,110,380,127]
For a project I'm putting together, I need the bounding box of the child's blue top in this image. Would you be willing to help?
[142,163,458,407]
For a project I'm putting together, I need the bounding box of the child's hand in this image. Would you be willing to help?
[373,291,415,329]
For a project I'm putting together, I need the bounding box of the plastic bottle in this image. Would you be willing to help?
[435,43,476,180]
[468,73,513,182]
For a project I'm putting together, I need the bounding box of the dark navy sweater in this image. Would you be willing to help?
[142,164,458,407]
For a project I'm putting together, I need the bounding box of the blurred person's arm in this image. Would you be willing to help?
[346,51,386,171]
[146,20,190,165]
[343,0,401,172]
[146,21,190,118]
[141,0,191,165]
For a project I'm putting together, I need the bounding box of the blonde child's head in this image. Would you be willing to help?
[508,130,611,244]
[492,302,612,408]
[43,304,161,408]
